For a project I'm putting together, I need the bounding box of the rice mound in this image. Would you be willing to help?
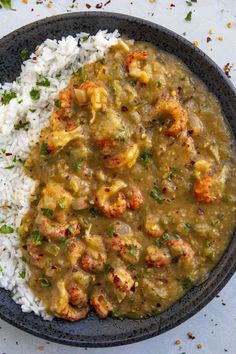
[0,30,119,319]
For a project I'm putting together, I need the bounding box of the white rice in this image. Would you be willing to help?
[0,30,119,319]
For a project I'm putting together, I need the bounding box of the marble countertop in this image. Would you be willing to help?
[0,1,235,353]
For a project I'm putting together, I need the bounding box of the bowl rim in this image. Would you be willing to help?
[0,11,235,348]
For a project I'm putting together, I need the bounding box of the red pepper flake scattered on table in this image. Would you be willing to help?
[86,3,91,8]
[104,0,111,6]
[96,2,103,8]
[206,36,212,43]
[223,63,233,78]
[170,4,176,8]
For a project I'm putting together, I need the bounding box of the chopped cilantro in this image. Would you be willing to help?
[150,186,164,204]
[30,89,40,101]
[82,35,89,42]
[39,277,51,288]
[67,225,75,235]
[139,150,153,165]
[19,270,26,279]
[79,74,88,84]
[104,263,112,273]
[183,276,194,290]
[54,99,61,108]
[31,230,43,246]
[89,206,100,218]
[21,256,27,263]
[40,141,49,156]
[14,121,30,130]
[156,81,162,88]
[4,165,15,169]
[0,265,3,272]
[127,264,136,271]
[1,91,16,105]
[106,226,114,237]
[185,223,193,229]
[29,108,36,113]
[19,48,29,61]
[186,0,192,5]
[58,200,65,209]
[74,67,82,75]
[185,11,192,21]
[155,238,161,247]
[0,224,14,234]
[0,0,13,9]
[36,77,50,87]
[73,158,84,171]
[129,244,136,256]
[162,233,170,241]
[41,208,54,217]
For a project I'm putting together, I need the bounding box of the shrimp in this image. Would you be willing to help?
[37,215,80,241]
[167,239,194,264]
[194,175,221,203]
[154,99,188,137]
[74,81,108,123]
[59,87,74,109]
[52,280,89,321]
[126,51,150,84]
[126,186,143,210]
[95,179,127,218]
[81,234,107,272]
[108,236,142,264]
[90,288,113,318]
[145,245,171,268]
[145,214,164,238]
[44,126,82,155]
[26,237,45,269]
[66,281,88,307]
[50,88,74,130]
[104,145,139,169]
[67,238,85,266]
[107,266,134,302]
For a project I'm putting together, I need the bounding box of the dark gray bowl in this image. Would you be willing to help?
[0,12,235,348]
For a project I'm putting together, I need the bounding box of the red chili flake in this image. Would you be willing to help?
[96,2,103,8]
[170,3,175,7]
[187,331,196,339]
[121,106,128,112]
[223,63,233,78]
[32,56,37,61]
[5,152,12,156]
[86,3,91,8]
[197,208,205,216]
[104,0,111,6]
[206,36,212,43]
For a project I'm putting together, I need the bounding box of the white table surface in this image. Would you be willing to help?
[0,1,235,353]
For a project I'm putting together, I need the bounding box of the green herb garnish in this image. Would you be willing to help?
[0,0,14,10]
[104,263,112,273]
[36,77,50,87]
[54,99,61,108]
[0,265,3,272]
[1,91,16,105]
[162,233,170,241]
[129,244,136,256]
[58,200,65,209]
[14,121,30,130]
[150,186,164,204]
[0,224,14,234]
[127,264,136,271]
[89,206,100,218]
[29,89,40,101]
[39,277,51,288]
[19,48,29,61]
[41,208,54,217]
[185,223,193,229]
[31,230,43,246]
[139,150,153,165]
[40,141,49,156]
[82,35,89,42]
[185,11,192,21]
[19,270,26,279]
[4,165,15,169]
[21,256,27,263]
[186,1,192,6]
[183,276,194,290]
[106,226,114,237]
[156,81,162,88]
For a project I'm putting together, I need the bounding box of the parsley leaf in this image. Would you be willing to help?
[82,35,89,42]
[0,224,14,234]
[156,81,162,88]
[185,11,192,21]
[19,270,26,279]
[129,244,136,256]
[1,91,16,105]
[41,208,54,217]
[104,263,112,273]
[89,206,100,218]
[150,186,164,204]
[183,276,194,290]
[19,48,29,61]
[14,121,30,130]
[186,1,192,5]
[58,200,65,209]
[31,230,43,246]
[30,89,40,101]
[106,226,114,237]
[0,0,14,10]
[39,277,51,288]
[36,77,50,87]
[40,141,49,156]
[54,99,61,108]
[139,150,153,165]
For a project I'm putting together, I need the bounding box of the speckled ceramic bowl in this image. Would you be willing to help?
[0,12,235,347]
